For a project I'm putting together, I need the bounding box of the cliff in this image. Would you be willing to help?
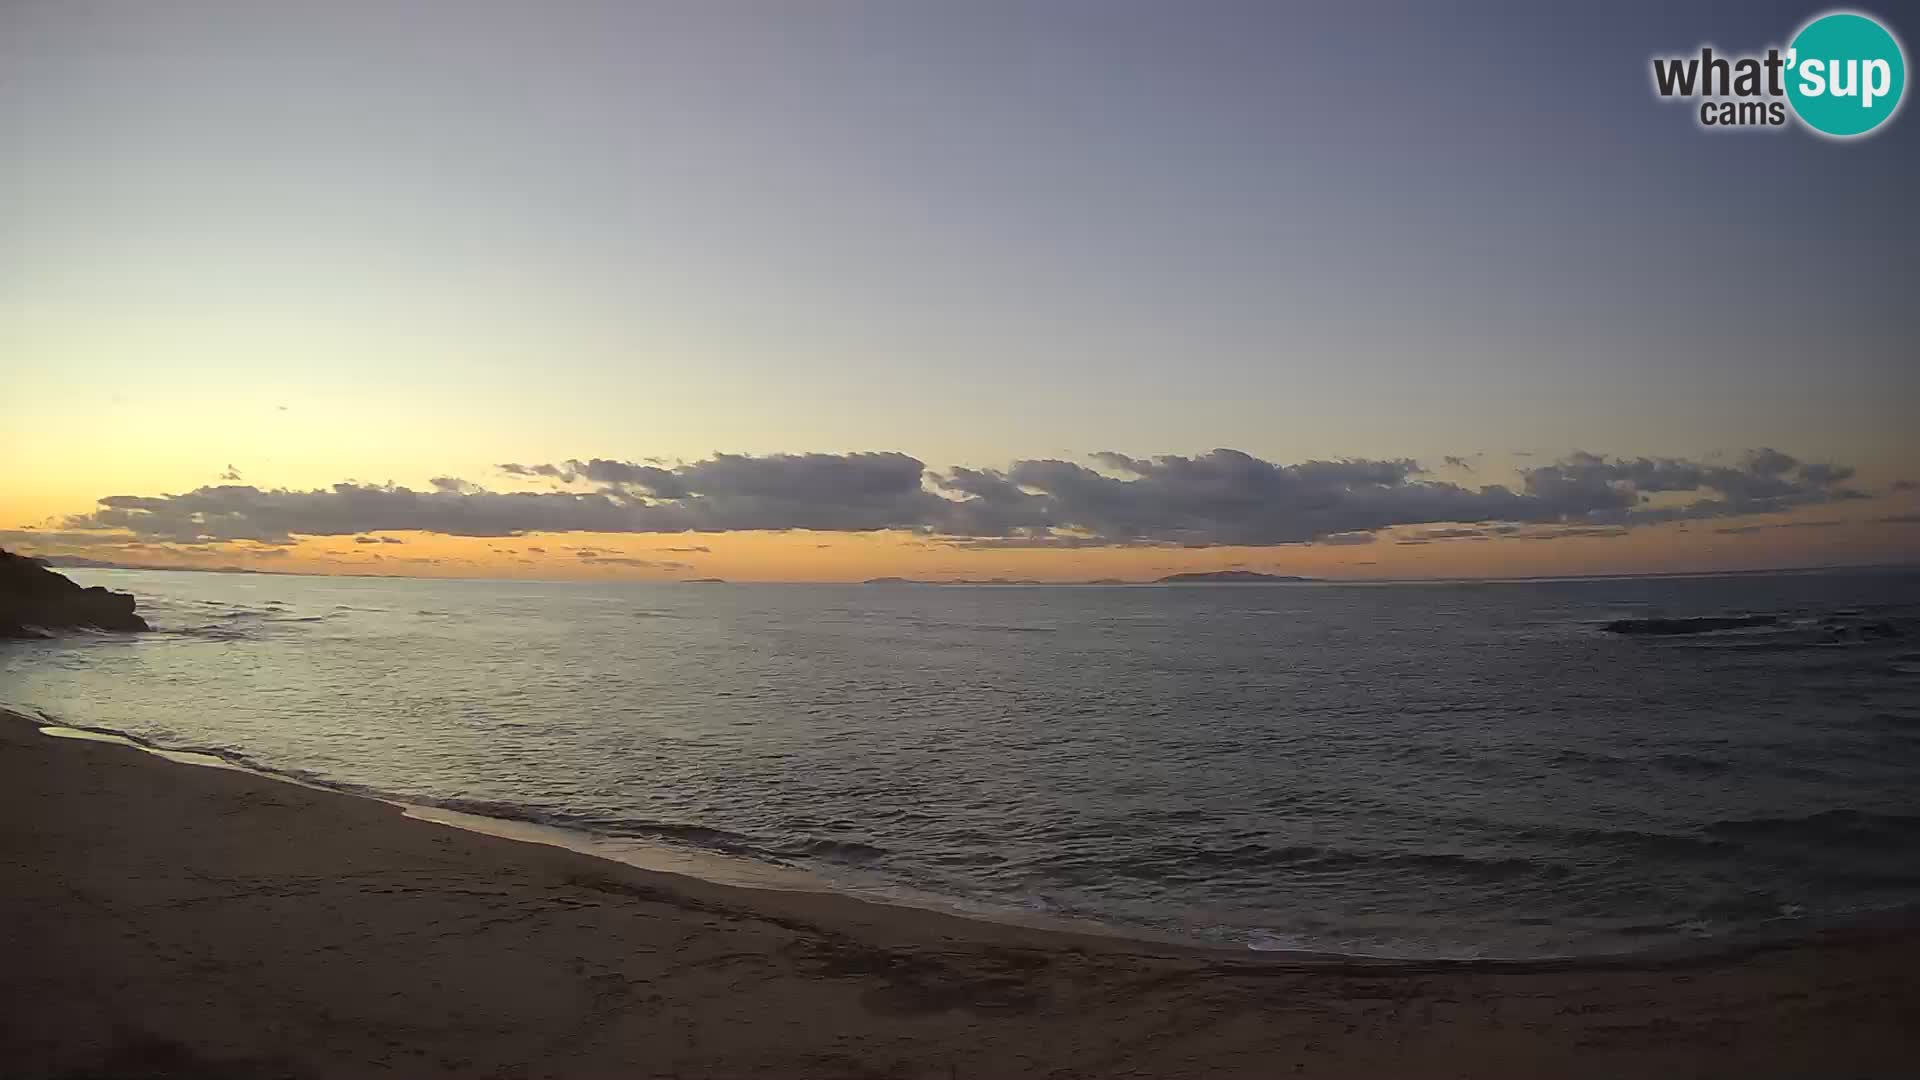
[0,549,151,638]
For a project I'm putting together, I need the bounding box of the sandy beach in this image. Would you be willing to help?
[2,711,1916,1079]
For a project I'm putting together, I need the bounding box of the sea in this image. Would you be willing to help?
[6,566,1920,960]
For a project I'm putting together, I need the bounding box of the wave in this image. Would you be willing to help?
[17,717,285,779]
[404,796,896,868]
[905,619,1060,634]
[1155,841,1555,883]
[159,608,345,637]
[415,796,763,851]
[1550,825,1726,859]
[1549,747,1731,776]
[1706,810,1920,851]
[1480,814,1920,862]
[1429,817,1728,861]
[768,838,890,864]
[1598,607,1914,650]
[166,626,257,641]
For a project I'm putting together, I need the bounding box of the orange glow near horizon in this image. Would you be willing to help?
[8,504,1916,584]
[5,454,1916,583]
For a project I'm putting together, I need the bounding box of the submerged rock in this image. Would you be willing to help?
[0,548,151,638]
[1602,615,1778,636]
[1817,619,1905,644]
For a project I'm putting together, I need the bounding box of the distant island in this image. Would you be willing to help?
[861,577,1046,585]
[683,578,728,584]
[859,572,1317,586]
[1154,571,1317,584]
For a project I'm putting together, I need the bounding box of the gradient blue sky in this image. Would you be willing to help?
[3,1,1915,578]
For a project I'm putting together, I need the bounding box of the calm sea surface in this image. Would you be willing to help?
[7,567,1920,958]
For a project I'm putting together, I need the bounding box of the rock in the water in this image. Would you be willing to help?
[1818,619,1905,644]
[1602,615,1777,636]
[0,548,151,637]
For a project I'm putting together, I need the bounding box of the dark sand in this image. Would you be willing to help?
[3,711,1916,1078]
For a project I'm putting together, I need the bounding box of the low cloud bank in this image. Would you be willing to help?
[58,447,1865,548]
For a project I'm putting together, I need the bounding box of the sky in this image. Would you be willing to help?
[3,0,1916,581]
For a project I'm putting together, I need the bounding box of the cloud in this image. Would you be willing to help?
[926,447,1859,545]
[575,552,691,571]
[1398,526,1495,543]
[498,458,690,496]
[1712,519,1844,535]
[1517,449,1864,523]
[1515,525,1629,541]
[2,528,153,549]
[53,447,1870,549]
[930,451,1537,545]
[72,483,658,544]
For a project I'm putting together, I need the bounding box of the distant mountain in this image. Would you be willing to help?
[34,554,149,570]
[27,556,285,576]
[1154,570,1316,584]
[861,576,923,585]
[683,577,728,584]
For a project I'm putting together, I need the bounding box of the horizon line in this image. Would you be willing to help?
[26,556,1920,588]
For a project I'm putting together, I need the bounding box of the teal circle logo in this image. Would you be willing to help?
[1786,12,1907,137]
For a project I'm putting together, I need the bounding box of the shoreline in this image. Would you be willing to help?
[17,710,1169,953]
[5,709,1919,1076]
[16,709,1903,968]
[8,707,1914,970]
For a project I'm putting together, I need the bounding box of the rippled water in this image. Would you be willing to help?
[7,567,1920,958]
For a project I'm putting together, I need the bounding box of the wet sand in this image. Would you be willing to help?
[2,710,1916,1078]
